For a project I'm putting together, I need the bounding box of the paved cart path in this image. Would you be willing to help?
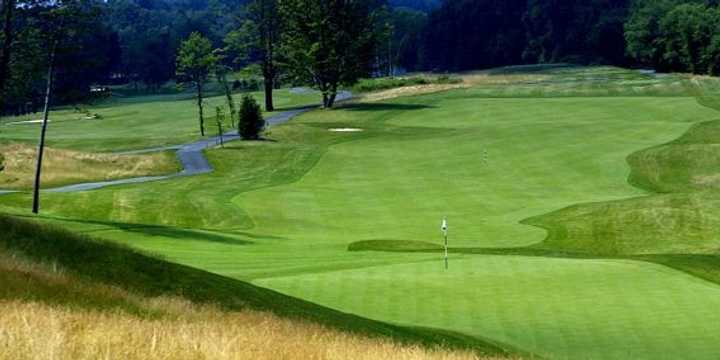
[0,92,351,195]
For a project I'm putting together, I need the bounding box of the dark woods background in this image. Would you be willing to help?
[1,0,720,113]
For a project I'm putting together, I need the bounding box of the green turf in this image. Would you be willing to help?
[2,66,720,359]
[0,88,320,152]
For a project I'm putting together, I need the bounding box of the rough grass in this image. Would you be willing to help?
[628,120,720,193]
[352,76,462,93]
[0,143,178,190]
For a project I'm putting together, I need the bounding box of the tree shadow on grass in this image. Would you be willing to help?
[340,103,434,112]
[17,214,261,246]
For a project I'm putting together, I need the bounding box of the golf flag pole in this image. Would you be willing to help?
[441,217,448,269]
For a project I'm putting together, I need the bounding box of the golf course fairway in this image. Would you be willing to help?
[2,66,720,359]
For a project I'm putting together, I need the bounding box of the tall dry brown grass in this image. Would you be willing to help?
[0,252,511,360]
[358,73,548,102]
[0,300,508,360]
[0,143,178,189]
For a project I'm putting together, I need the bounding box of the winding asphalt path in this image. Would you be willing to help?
[0,91,351,195]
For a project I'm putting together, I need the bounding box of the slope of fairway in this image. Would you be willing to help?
[237,95,716,251]
[3,67,720,359]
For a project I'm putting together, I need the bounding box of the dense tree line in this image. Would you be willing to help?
[0,0,116,114]
[626,0,720,74]
[421,0,631,71]
[3,0,720,116]
[417,0,720,74]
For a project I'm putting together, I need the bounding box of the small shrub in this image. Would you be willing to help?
[238,95,265,140]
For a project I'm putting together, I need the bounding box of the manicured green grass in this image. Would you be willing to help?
[0,88,320,152]
[257,255,720,360]
[2,66,720,359]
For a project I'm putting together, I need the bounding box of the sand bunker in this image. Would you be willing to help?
[6,119,50,125]
[329,128,364,132]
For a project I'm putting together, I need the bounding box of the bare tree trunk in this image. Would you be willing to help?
[32,40,57,214]
[220,75,236,129]
[197,83,205,136]
[0,0,16,112]
[327,85,338,108]
[263,75,274,112]
[322,92,329,108]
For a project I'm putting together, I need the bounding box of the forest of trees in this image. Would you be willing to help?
[423,0,720,72]
[1,0,720,115]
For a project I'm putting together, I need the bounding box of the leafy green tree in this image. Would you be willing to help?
[176,32,218,136]
[625,0,680,69]
[706,31,720,75]
[279,0,382,108]
[238,94,264,140]
[659,3,718,74]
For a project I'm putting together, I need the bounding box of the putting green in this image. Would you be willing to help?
[2,67,720,358]
[257,256,720,360]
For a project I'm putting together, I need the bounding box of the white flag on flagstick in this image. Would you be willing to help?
[441,217,448,237]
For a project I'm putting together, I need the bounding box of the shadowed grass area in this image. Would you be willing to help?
[349,240,444,252]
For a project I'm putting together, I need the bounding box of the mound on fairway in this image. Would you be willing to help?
[0,214,514,359]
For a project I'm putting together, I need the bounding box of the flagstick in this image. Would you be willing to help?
[444,233,448,270]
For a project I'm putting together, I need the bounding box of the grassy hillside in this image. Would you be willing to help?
[0,214,514,359]
[2,66,720,359]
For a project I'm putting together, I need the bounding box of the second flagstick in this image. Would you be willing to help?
[441,217,448,269]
